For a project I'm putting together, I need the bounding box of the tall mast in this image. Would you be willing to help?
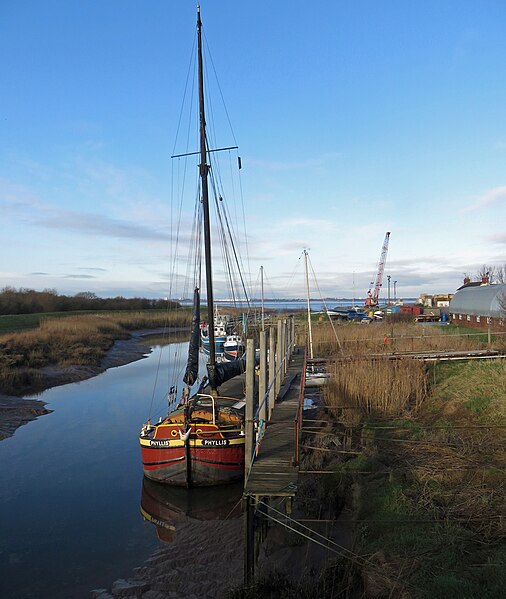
[197,6,217,381]
[304,250,314,360]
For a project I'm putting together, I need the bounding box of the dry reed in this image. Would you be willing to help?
[300,320,500,358]
[324,358,427,418]
[0,310,191,394]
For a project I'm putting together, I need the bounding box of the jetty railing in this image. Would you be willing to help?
[244,317,296,484]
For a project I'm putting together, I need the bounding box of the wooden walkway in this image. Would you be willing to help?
[243,347,304,498]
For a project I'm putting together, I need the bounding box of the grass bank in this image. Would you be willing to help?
[0,309,191,395]
[319,346,506,597]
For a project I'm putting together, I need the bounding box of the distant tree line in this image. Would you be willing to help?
[0,287,178,315]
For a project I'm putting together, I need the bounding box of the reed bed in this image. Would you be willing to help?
[300,319,502,358]
[0,310,191,394]
[324,357,428,417]
[313,352,506,596]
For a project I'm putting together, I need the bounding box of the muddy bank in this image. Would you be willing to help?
[91,518,244,599]
[0,328,187,442]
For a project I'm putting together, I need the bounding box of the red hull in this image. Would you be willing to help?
[140,422,245,486]
[141,443,244,486]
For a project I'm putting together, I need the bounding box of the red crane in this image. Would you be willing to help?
[365,232,390,307]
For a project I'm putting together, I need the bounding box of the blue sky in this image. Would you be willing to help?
[1,0,505,300]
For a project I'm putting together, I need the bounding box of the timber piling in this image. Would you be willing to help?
[243,316,305,584]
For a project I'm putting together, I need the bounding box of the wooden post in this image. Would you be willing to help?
[244,494,255,585]
[276,319,283,395]
[268,326,276,420]
[259,330,268,423]
[291,316,295,353]
[282,319,287,375]
[245,338,255,483]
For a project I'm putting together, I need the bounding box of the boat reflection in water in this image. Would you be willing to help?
[140,476,243,543]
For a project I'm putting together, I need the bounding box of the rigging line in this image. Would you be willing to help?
[172,30,197,155]
[236,151,252,300]
[209,165,249,308]
[202,35,250,305]
[198,53,250,295]
[209,172,235,302]
[284,252,304,297]
[228,150,239,237]
[307,252,343,353]
[220,187,251,301]
[218,190,251,307]
[256,506,414,590]
[256,500,356,555]
[202,29,238,147]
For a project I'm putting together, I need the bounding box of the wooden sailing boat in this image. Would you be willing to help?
[139,7,247,487]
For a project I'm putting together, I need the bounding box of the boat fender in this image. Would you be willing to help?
[179,429,191,442]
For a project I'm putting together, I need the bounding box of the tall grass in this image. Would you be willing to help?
[300,320,503,358]
[317,353,506,597]
[0,310,191,394]
[324,358,427,417]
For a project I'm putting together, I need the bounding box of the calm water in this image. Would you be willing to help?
[210,299,417,311]
[0,342,204,599]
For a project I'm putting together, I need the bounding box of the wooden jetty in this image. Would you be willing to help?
[241,317,306,584]
[244,350,303,498]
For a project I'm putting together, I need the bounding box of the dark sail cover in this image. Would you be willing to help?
[208,354,246,388]
[183,287,201,386]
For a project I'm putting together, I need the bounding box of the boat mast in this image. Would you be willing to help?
[197,5,217,384]
[304,250,314,360]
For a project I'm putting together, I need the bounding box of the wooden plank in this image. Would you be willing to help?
[244,347,304,498]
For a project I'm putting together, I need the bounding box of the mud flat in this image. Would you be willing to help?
[0,328,186,442]
[91,518,244,599]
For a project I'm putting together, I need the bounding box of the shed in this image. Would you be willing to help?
[449,283,506,330]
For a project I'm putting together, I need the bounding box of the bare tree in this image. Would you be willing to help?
[476,265,495,282]
[495,265,506,284]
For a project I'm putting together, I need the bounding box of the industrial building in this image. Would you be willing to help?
[449,281,506,331]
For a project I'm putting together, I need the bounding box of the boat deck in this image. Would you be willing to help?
[244,347,304,498]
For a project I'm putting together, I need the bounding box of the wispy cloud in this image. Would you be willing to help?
[40,210,170,241]
[64,274,97,279]
[460,186,506,214]
[77,267,107,272]
[0,194,173,242]
[489,231,506,245]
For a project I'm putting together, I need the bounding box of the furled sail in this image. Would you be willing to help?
[183,287,201,386]
[208,355,246,388]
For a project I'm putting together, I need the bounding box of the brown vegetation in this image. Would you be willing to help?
[301,321,506,597]
[300,319,506,358]
[0,310,191,395]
